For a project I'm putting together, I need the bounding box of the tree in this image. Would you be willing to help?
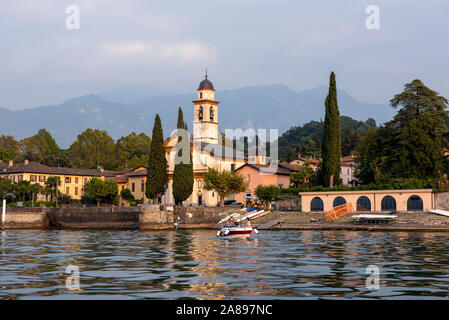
[83,178,118,207]
[41,153,71,167]
[172,107,194,205]
[116,132,151,170]
[146,114,168,202]
[19,129,60,162]
[354,80,449,183]
[255,185,280,203]
[0,135,19,161]
[120,188,136,206]
[203,168,247,206]
[66,129,117,170]
[0,177,14,201]
[30,183,41,203]
[321,71,341,187]
[387,79,448,179]
[290,162,315,188]
[45,176,61,204]
[341,127,360,157]
[17,180,31,202]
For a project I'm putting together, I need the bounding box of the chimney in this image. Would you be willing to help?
[8,160,13,167]
[24,159,29,165]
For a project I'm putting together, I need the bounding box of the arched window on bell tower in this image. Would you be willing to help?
[209,106,214,122]
[198,106,203,121]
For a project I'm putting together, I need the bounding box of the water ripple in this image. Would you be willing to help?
[0,229,449,299]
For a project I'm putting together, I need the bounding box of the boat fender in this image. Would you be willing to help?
[217,230,221,237]
[224,229,230,236]
[253,227,259,234]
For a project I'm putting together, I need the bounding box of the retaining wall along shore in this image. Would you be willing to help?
[1,205,231,230]
[0,207,49,229]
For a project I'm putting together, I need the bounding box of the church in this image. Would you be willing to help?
[163,74,248,206]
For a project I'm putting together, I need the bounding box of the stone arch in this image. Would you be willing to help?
[198,106,203,121]
[407,195,423,211]
[311,197,324,211]
[356,196,371,211]
[209,106,214,122]
[333,196,346,208]
[381,195,396,212]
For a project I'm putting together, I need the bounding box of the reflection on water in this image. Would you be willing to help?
[0,229,449,299]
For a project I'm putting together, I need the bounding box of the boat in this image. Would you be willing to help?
[216,208,266,239]
[216,225,259,239]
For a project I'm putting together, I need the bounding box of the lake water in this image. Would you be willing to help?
[0,229,448,299]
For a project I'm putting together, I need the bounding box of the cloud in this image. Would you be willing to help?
[98,41,217,64]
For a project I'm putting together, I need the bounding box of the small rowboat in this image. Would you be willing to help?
[216,226,259,239]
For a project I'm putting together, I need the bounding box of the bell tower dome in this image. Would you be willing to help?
[193,72,219,144]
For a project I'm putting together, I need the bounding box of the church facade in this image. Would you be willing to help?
[163,75,247,206]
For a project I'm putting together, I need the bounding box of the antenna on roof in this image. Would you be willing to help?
[205,68,208,79]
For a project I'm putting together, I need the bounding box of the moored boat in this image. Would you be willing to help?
[216,225,259,239]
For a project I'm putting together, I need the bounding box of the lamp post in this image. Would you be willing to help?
[2,198,6,226]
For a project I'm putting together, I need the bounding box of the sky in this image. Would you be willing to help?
[0,0,448,109]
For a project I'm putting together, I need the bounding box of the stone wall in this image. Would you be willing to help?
[46,206,140,229]
[1,207,49,229]
[139,205,174,230]
[276,196,301,212]
[2,204,235,230]
[435,192,449,210]
[140,205,231,230]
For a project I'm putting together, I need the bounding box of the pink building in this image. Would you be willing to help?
[234,163,299,203]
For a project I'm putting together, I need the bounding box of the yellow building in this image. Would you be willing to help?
[0,160,116,200]
[111,166,149,204]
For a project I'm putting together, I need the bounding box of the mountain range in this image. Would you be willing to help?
[0,84,395,149]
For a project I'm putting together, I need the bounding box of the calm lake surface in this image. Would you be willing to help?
[1,229,449,299]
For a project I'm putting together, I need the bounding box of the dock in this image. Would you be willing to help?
[256,220,280,230]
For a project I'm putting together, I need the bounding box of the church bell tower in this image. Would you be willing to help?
[193,72,219,145]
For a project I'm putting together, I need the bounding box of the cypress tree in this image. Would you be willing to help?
[321,71,341,187]
[146,114,168,203]
[172,107,194,205]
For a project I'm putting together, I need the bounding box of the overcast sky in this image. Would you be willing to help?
[0,0,448,109]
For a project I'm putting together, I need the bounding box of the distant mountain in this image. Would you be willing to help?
[0,84,395,148]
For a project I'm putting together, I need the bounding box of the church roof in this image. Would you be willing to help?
[198,75,214,90]
[197,142,246,160]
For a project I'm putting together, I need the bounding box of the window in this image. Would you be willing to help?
[75,177,79,184]
[18,175,23,181]
[381,196,396,212]
[347,168,350,175]
[231,163,235,172]
[39,176,45,182]
[84,178,88,184]
[209,106,214,122]
[75,187,78,196]
[30,175,36,182]
[66,187,70,194]
[132,183,135,192]
[311,197,324,211]
[200,92,203,99]
[407,195,423,211]
[357,196,371,211]
[198,106,203,121]
[141,180,145,192]
[65,177,71,183]
[333,196,346,207]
